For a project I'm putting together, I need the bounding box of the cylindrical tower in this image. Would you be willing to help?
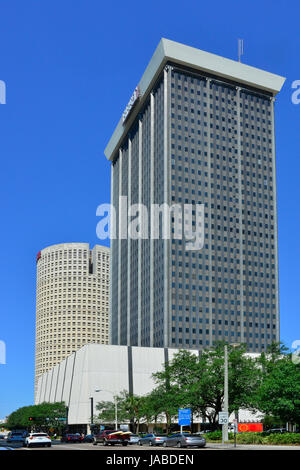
[35,243,110,395]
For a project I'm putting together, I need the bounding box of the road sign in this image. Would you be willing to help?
[218,412,228,425]
[178,408,191,426]
[232,419,238,433]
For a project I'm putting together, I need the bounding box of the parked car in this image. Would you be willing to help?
[82,434,95,443]
[61,433,83,443]
[25,433,51,448]
[93,430,130,446]
[6,431,27,445]
[163,433,206,448]
[138,433,168,446]
[265,428,287,435]
[129,434,140,445]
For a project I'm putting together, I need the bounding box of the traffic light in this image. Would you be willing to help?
[29,417,35,422]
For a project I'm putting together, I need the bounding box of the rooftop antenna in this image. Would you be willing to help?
[238,39,244,62]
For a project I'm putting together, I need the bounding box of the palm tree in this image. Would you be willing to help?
[123,393,144,433]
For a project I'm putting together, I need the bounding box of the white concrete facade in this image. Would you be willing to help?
[35,343,261,426]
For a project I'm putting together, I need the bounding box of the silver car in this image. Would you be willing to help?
[129,434,140,445]
[163,433,206,448]
[138,433,168,446]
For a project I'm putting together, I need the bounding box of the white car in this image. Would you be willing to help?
[25,433,52,448]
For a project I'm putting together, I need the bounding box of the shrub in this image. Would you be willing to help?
[205,430,300,446]
[236,432,300,445]
[265,433,300,445]
[205,430,223,441]
[236,432,264,445]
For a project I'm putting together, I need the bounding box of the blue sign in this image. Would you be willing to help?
[178,408,191,426]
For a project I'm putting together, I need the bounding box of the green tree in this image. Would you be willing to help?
[254,355,300,426]
[123,393,145,433]
[227,343,261,415]
[151,343,260,429]
[96,391,146,432]
[257,342,289,375]
[151,350,203,428]
[144,384,181,434]
[96,395,126,427]
[6,402,66,431]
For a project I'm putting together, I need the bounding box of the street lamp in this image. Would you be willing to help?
[223,343,240,443]
[223,344,229,443]
[98,389,118,430]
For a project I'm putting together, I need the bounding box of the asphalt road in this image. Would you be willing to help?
[1,439,300,451]
[1,439,208,451]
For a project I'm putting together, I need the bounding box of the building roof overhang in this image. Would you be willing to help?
[104,38,286,162]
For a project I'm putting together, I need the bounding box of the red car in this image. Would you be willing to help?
[93,430,130,446]
[61,433,83,443]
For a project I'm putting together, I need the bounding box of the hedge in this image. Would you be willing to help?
[205,431,300,445]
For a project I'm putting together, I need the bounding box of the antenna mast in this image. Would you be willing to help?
[238,39,244,62]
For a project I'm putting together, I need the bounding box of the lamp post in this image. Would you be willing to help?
[114,396,118,430]
[223,343,240,444]
[223,345,229,443]
[99,389,118,429]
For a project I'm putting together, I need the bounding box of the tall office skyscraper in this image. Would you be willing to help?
[35,243,110,391]
[104,39,285,352]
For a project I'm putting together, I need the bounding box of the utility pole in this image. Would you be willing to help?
[115,397,118,430]
[223,344,229,442]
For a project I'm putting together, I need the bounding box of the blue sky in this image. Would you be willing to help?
[0,0,299,419]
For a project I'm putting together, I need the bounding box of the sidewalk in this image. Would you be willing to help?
[208,442,300,451]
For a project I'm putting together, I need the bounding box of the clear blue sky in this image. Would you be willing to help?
[0,0,299,420]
